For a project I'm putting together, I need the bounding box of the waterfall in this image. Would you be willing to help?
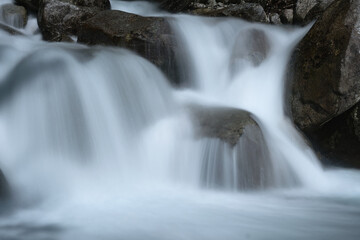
[0,1,360,240]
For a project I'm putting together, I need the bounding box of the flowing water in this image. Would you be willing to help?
[0,1,360,239]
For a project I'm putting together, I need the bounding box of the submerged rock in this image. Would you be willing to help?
[0,22,25,35]
[0,4,28,28]
[78,10,182,85]
[189,105,295,190]
[230,28,270,75]
[38,0,110,41]
[190,105,259,146]
[0,168,10,201]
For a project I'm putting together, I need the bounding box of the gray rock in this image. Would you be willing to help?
[37,0,110,41]
[0,22,25,35]
[230,28,270,75]
[0,168,9,201]
[190,105,260,146]
[191,2,269,23]
[289,0,360,130]
[295,0,334,24]
[0,4,28,28]
[281,8,293,24]
[189,105,290,190]
[269,12,282,24]
[78,10,183,85]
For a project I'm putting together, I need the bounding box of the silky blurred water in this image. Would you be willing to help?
[0,1,359,239]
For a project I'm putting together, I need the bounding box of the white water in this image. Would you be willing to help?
[0,1,360,239]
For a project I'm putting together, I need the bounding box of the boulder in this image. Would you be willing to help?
[189,105,283,190]
[288,0,360,168]
[191,3,269,23]
[78,10,182,85]
[190,105,260,146]
[0,22,25,35]
[294,0,334,24]
[289,0,360,130]
[37,0,110,41]
[0,168,9,201]
[0,4,28,28]
[230,28,270,75]
[309,102,360,168]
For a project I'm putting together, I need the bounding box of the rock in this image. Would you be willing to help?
[294,0,334,24]
[0,22,25,35]
[0,168,9,201]
[309,102,360,168]
[158,0,193,12]
[14,0,40,12]
[230,28,270,75]
[38,0,110,41]
[191,3,269,23]
[289,0,360,130]
[0,4,28,28]
[78,10,182,85]
[190,105,260,146]
[189,105,285,190]
[281,8,293,24]
[269,12,282,24]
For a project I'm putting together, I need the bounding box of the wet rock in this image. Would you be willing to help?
[294,0,334,24]
[157,0,193,12]
[0,22,25,35]
[0,4,28,28]
[269,12,282,24]
[189,105,287,190]
[230,28,270,75]
[78,10,182,85]
[190,105,260,146]
[309,102,360,169]
[0,168,10,201]
[289,0,360,130]
[191,3,269,23]
[38,0,110,41]
[281,8,293,24]
[15,0,40,12]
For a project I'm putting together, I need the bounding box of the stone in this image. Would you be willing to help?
[37,0,110,41]
[78,10,183,85]
[0,4,28,28]
[289,0,360,130]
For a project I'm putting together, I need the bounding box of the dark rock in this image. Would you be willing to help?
[289,0,360,130]
[158,0,193,12]
[189,105,290,190]
[78,10,182,85]
[191,3,269,23]
[281,8,293,24]
[0,4,28,28]
[294,0,334,24]
[230,28,270,75]
[0,168,10,201]
[190,105,260,146]
[15,0,40,12]
[269,12,282,24]
[37,0,110,41]
[308,102,360,168]
[0,22,25,35]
